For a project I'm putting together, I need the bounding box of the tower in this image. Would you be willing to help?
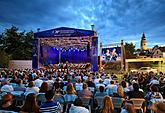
[141,33,147,51]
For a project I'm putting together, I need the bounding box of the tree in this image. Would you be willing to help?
[0,49,11,67]
[0,26,33,60]
[124,42,136,59]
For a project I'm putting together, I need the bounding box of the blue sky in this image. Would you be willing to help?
[0,0,165,48]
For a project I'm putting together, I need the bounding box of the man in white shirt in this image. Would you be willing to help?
[105,80,117,96]
[149,77,159,85]
[69,98,89,113]
[94,76,102,85]
[34,76,43,87]
[1,80,14,92]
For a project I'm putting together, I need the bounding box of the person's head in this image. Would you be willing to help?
[110,80,114,84]
[22,93,39,112]
[102,96,114,113]
[99,86,105,93]
[99,79,103,83]
[66,83,76,94]
[133,83,139,91]
[150,102,165,113]
[150,84,159,92]
[2,79,9,85]
[82,83,88,90]
[73,98,83,106]
[2,94,13,105]
[16,79,22,85]
[77,79,82,83]
[117,85,124,98]
[40,82,48,93]
[45,90,55,101]
[120,80,127,88]
[28,81,35,88]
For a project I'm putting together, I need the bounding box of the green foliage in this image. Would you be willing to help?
[125,42,136,59]
[0,49,11,67]
[0,26,33,60]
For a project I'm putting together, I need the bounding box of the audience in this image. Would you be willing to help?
[0,65,164,113]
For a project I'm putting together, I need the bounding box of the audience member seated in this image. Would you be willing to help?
[75,79,83,91]
[47,76,54,90]
[127,83,144,99]
[120,81,129,93]
[96,79,105,90]
[145,84,163,102]
[149,76,159,85]
[25,81,39,95]
[103,76,111,86]
[69,98,89,113]
[121,101,136,113]
[1,79,14,92]
[64,83,77,102]
[95,86,107,97]
[99,96,114,113]
[78,83,93,98]
[39,82,49,93]
[113,85,126,98]
[40,90,62,113]
[0,93,21,112]
[94,75,102,85]
[105,80,117,96]
[14,79,26,91]
[20,93,39,113]
[86,74,96,88]
[34,76,43,88]
[149,101,165,113]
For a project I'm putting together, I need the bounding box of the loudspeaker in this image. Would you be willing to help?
[40,45,43,57]
[87,42,90,56]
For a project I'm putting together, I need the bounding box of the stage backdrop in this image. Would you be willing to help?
[33,27,98,72]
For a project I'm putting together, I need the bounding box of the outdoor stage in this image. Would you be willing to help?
[32,27,98,72]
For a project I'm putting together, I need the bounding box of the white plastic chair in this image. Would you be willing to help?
[130,98,145,113]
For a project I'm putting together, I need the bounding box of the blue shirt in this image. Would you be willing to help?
[40,101,62,113]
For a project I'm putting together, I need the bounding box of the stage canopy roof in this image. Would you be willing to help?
[34,27,94,38]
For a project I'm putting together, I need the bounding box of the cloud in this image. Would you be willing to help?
[0,0,165,48]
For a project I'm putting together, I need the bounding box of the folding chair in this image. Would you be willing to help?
[80,97,92,113]
[130,98,145,113]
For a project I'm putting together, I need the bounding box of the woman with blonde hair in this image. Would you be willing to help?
[113,85,125,98]
[66,83,76,94]
[101,96,114,113]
